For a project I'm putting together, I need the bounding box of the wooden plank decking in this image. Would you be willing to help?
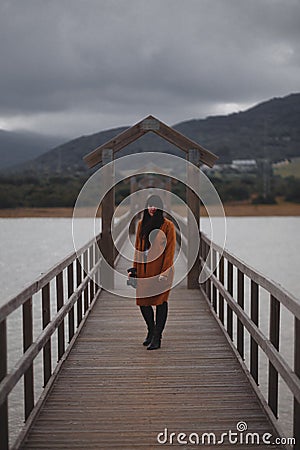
[21,242,282,449]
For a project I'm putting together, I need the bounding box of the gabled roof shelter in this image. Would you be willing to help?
[83,115,218,168]
[82,115,218,289]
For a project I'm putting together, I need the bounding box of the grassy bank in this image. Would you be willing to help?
[1,201,300,218]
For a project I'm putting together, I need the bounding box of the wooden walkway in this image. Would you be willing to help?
[21,242,282,449]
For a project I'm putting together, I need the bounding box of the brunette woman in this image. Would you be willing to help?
[128,195,176,350]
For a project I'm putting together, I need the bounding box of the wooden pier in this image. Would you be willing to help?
[1,117,299,449]
[19,241,283,449]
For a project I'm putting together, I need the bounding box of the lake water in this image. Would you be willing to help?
[0,217,299,443]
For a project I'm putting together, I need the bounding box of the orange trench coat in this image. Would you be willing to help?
[133,218,176,306]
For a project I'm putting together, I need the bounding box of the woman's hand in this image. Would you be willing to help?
[158,275,167,281]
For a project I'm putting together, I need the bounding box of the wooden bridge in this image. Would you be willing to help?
[1,117,299,449]
[0,210,299,449]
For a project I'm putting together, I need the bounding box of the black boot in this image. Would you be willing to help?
[147,302,168,350]
[140,305,154,346]
[147,330,161,350]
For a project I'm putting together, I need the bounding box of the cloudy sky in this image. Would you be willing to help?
[1,0,300,138]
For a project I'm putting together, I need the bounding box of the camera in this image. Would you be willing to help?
[127,267,137,289]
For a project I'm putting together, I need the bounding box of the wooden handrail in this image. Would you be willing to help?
[0,260,101,406]
[0,233,101,322]
[201,232,300,320]
[199,231,300,448]
[0,212,129,450]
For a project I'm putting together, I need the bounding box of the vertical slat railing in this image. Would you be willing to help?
[0,219,130,450]
[268,295,281,418]
[22,297,34,420]
[0,319,8,450]
[42,283,51,386]
[250,281,259,385]
[199,231,300,449]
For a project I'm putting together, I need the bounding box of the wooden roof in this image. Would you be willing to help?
[83,115,218,168]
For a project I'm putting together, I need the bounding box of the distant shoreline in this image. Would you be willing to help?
[1,202,300,217]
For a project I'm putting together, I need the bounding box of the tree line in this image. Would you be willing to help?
[0,172,300,209]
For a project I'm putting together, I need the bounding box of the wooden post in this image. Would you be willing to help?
[219,256,224,324]
[56,272,65,361]
[165,177,172,212]
[212,249,217,312]
[227,261,233,340]
[76,257,82,326]
[268,294,280,417]
[250,281,259,385]
[89,245,94,301]
[67,262,75,342]
[23,297,34,420]
[129,176,137,234]
[42,283,51,386]
[187,149,200,289]
[83,250,89,312]
[237,269,245,359]
[294,317,300,447]
[0,319,8,450]
[101,149,115,290]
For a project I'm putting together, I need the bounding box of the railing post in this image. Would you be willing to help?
[268,295,280,417]
[67,262,75,342]
[294,317,300,448]
[227,261,233,340]
[206,242,211,301]
[83,250,89,313]
[95,236,101,292]
[89,245,95,301]
[237,269,245,359]
[76,257,82,326]
[101,148,115,290]
[250,281,259,385]
[212,249,217,312]
[56,272,65,360]
[219,256,224,324]
[0,319,8,450]
[187,149,200,289]
[22,297,34,420]
[42,283,51,386]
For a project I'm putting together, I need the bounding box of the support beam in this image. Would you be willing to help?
[100,149,115,290]
[187,149,200,289]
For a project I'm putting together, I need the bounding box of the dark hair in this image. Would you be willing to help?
[140,195,165,249]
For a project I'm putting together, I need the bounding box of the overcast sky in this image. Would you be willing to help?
[1,0,300,138]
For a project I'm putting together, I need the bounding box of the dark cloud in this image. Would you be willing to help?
[0,0,300,136]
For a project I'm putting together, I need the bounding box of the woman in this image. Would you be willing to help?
[128,194,176,350]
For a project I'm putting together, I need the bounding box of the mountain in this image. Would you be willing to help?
[0,130,67,170]
[5,93,300,175]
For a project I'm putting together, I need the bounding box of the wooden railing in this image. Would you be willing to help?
[0,213,129,450]
[200,231,300,448]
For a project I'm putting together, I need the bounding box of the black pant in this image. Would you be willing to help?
[139,301,168,335]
